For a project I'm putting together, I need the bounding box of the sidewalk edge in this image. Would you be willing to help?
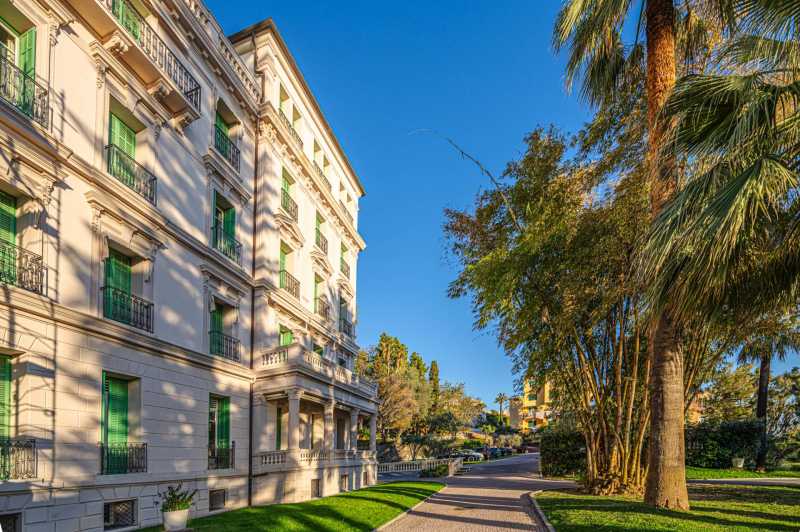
[373,482,445,532]
[527,490,556,532]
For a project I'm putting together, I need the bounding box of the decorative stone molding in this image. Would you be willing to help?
[275,212,304,250]
[0,153,58,227]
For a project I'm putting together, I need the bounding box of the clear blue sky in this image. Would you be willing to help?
[208,1,587,407]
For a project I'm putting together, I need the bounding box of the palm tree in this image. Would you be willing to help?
[737,314,800,470]
[553,0,738,510]
[495,393,509,426]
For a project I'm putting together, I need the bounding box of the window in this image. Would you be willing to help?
[339,474,349,492]
[278,243,298,297]
[212,192,239,262]
[104,500,136,530]
[279,325,293,347]
[275,406,282,450]
[214,105,240,171]
[101,373,129,474]
[0,190,17,285]
[0,12,37,118]
[311,479,321,498]
[102,248,153,332]
[363,471,368,487]
[0,356,10,439]
[110,0,142,39]
[0,513,20,532]
[313,274,323,312]
[312,343,324,356]
[209,489,226,511]
[209,301,239,361]
[209,396,231,469]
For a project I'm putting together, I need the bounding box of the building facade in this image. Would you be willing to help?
[510,380,551,432]
[0,1,376,530]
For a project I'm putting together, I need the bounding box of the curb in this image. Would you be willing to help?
[527,490,556,532]
[373,482,445,531]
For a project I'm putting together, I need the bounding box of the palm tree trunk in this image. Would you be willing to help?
[642,0,689,511]
[755,352,771,471]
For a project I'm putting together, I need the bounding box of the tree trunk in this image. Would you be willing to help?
[755,352,771,471]
[642,0,688,511]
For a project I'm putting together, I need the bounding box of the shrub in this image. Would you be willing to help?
[157,483,197,512]
[462,439,485,450]
[686,419,764,469]
[540,427,586,477]
[420,464,449,478]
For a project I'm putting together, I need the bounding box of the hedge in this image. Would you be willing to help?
[685,419,766,469]
[540,427,586,477]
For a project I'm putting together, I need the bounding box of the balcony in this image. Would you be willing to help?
[315,296,331,321]
[74,0,201,119]
[214,125,240,172]
[312,161,332,191]
[0,52,48,127]
[209,330,241,362]
[278,108,303,148]
[340,318,354,338]
[340,258,350,279]
[0,439,37,480]
[281,189,298,222]
[102,286,154,332]
[315,228,328,254]
[105,144,157,205]
[212,224,242,264]
[208,442,235,470]
[100,442,147,474]
[279,269,300,299]
[260,344,377,397]
[0,240,46,295]
[253,447,375,474]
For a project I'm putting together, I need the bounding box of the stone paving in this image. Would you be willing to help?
[380,453,573,531]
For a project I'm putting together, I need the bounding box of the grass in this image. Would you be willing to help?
[141,481,442,532]
[536,484,800,531]
[686,466,800,479]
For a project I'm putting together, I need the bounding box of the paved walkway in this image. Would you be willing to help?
[381,453,573,531]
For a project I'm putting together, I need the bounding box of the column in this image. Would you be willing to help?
[324,402,335,451]
[369,414,377,452]
[350,409,360,451]
[287,389,303,450]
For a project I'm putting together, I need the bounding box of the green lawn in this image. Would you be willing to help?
[686,466,800,479]
[536,484,800,531]
[141,481,442,532]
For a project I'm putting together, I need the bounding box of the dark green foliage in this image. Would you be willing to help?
[540,427,586,477]
[686,420,765,469]
[157,483,197,512]
[419,464,449,478]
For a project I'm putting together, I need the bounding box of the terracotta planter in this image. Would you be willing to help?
[163,509,189,531]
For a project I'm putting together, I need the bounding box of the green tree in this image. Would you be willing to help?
[702,361,756,424]
[429,360,441,412]
[495,393,509,427]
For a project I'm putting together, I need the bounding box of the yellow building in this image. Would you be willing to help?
[510,379,552,431]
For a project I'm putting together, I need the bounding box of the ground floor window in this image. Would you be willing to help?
[209,489,226,511]
[340,474,349,492]
[363,471,368,487]
[0,513,20,532]
[311,478,321,498]
[104,500,136,529]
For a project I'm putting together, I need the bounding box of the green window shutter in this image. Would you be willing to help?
[0,356,10,439]
[105,249,131,293]
[209,396,218,446]
[313,277,318,301]
[0,191,17,245]
[112,0,141,40]
[279,326,293,347]
[215,112,229,137]
[210,306,223,354]
[109,114,136,158]
[279,247,286,271]
[223,206,235,237]
[282,175,290,193]
[102,373,129,474]
[217,397,230,449]
[276,407,282,450]
[18,28,35,78]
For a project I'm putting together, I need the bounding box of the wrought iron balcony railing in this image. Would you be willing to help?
[105,0,201,111]
[315,228,328,254]
[279,269,300,298]
[0,239,45,295]
[0,438,37,480]
[340,318,354,338]
[208,441,235,470]
[211,224,242,264]
[0,52,48,127]
[102,286,154,332]
[214,125,241,172]
[340,258,351,279]
[209,330,241,362]
[278,108,303,147]
[105,144,157,205]
[281,189,298,222]
[100,442,147,474]
[315,297,331,321]
[313,161,332,191]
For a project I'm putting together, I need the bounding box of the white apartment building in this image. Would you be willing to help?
[0,1,377,530]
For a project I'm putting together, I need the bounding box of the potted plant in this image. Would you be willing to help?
[732,457,745,469]
[157,483,197,531]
